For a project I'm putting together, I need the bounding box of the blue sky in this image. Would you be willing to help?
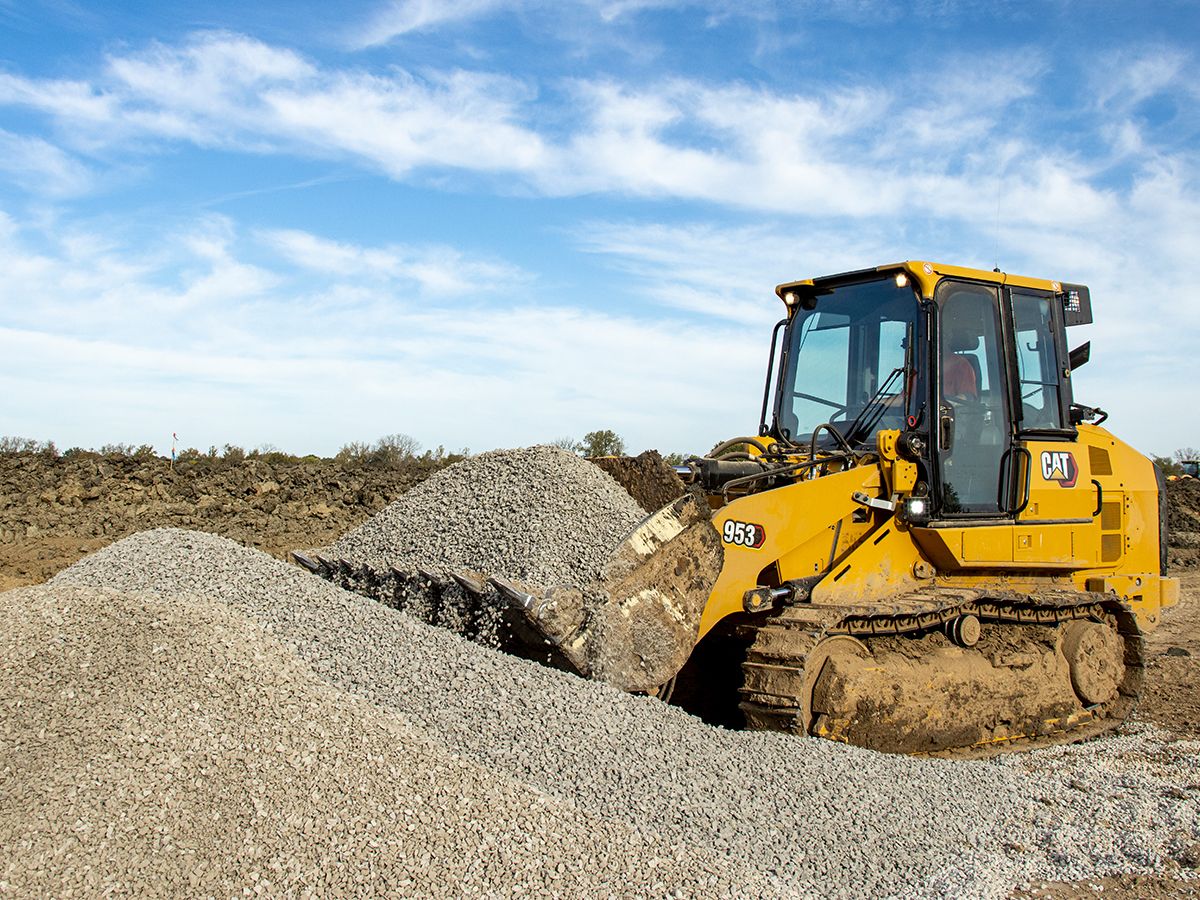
[0,0,1196,458]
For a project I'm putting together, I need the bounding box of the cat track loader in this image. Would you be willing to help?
[299,260,1178,756]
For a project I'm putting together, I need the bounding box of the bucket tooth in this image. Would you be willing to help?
[417,567,443,586]
[450,571,488,597]
[490,576,535,610]
[291,551,320,573]
[314,554,335,575]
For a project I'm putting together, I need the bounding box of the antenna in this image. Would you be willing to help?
[993,163,1003,272]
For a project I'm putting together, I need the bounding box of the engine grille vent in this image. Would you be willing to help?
[1101,533,1123,562]
[1089,445,1113,477]
[1100,501,1122,531]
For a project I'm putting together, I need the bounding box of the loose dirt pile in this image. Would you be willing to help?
[0,451,441,589]
[0,583,744,897]
[322,446,646,588]
[590,449,686,512]
[1168,478,1200,569]
[49,529,1200,899]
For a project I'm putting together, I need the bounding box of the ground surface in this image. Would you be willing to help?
[1013,571,1200,899]
[2,452,1199,896]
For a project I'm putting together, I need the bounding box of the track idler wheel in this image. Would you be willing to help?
[1060,619,1125,705]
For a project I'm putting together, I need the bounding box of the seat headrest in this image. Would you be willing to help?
[946,329,980,352]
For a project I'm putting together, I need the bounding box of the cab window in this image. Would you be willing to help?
[1011,291,1066,431]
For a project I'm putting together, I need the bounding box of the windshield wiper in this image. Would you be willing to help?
[844,365,905,446]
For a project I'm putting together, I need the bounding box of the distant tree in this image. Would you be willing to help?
[1175,447,1200,462]
[1153,455,1181,476]
[662,451,689,466]
[222,444,246,463]
[0,436,48,454]
[335,441,371,464]
[581,429,625,458]
[548,436,583,454]
[374,433,421,458]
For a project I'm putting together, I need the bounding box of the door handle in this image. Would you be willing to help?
[1092,479,1103,517]
[940,408,954,451]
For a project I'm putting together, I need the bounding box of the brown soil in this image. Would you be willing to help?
[0,451,443,589]
[1169,479,1200,570]
[590,450,686,513]
[0,450,683,589]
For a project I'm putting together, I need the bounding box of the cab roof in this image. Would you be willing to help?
[775,260,1080,303]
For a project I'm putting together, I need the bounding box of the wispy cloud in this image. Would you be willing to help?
[0,33,548,176]
[0,211,761,455]
[350,0,728,46]
[354,0,511,44]
[0,129,93,196]
[0,30,1176,238]
[0,30,1158,237]
[259,229,527,294]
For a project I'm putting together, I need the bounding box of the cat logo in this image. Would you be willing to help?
[1040,450,1078,488]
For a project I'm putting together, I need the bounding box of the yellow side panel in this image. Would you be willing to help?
[1072,425,1162,585]
[698,466,880,637]
[810,520,923,606]
[961,527,1013,564]
[1021,439,1096,522]
[1013,524,1075,565]
[912,523,1084,570]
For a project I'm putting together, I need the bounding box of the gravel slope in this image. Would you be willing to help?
[50,528,1200,899]
[1,583,752,898]
[320,445,646,587]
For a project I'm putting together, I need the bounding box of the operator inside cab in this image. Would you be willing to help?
[941,327,980,401]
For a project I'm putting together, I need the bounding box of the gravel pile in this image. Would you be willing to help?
[320,445,646,588]
[51,529,1200,898]
[2,582,753,897]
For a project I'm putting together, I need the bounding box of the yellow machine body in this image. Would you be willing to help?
[700,424,1177,640]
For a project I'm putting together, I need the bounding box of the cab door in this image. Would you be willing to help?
[1007,288,1094,567]
[915,280,1096,571]
[935,280,1012,518]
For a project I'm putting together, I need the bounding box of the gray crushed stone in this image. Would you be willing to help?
[1,583,744,897]
[52,529,1200,899]
[320,445,646,588]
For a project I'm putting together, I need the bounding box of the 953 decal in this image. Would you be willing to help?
[722,520,766,549]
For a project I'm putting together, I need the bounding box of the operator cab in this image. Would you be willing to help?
[767,262,1092,521]
[769,272,923,452]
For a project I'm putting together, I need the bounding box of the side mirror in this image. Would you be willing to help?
[1068,341,1091,370]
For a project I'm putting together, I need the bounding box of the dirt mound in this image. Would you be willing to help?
[0,452,444,588]
[0,449,684,590]
[590,450,686,513]
[1167,479,1200,569]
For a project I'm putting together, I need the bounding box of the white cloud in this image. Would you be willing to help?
[259,229,527,295]
[0,211,762,456]
[0,129,93,196]
[0,34,549,176]
[355,0,511,44]
[350,0,721,46]
[0,31,1174,238]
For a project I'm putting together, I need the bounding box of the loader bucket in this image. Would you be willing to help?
[492,491,724,693]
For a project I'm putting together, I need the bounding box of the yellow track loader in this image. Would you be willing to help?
[302,260,1178,756]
